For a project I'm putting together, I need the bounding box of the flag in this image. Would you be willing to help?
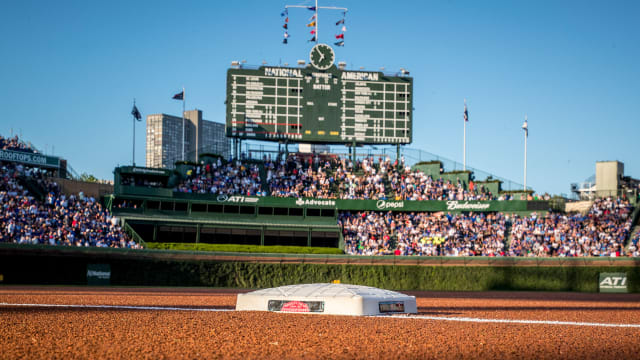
[522,119,528,136]
[285,17,289,23]
[334,40,344,46]
[309,14,316,21]
[464,103,468,122]
[281,9,287,17]
[131,104,141,121]
[308,36,316,42]
[284,32,289,38]
[341,25,347,32]
[310,29,316,35]
[172,91,184,100]
[307,21,316,27]
[308,6,316,11]
[283,38,288,44]
[283,23,288,29]
[335,33,344,39]
[336,19,345,25]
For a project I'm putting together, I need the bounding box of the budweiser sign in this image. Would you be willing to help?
[446,201,491,211]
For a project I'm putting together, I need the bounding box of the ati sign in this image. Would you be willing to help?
[599,273,628,293]
[216,194,259,203]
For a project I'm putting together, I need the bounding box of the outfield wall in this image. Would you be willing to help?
[1,246,638,292]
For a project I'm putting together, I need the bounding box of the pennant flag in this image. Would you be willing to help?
[308,6,316,11]
[334,40,344,47]
[283,38,288,44]
[341,25,347,32]
[308,36,316,42]
[283,23,288,29]
[307,21,316,27]
[335,33,344,39]
[309,14,316,21]
[131,104,141,121]
[464,103,469,122]
[285,17,289,23]
[336,19,345,25]
[522,118,528,136]
[172,91,184,100]
[310,29,316,35]
[281,9,288,17]
[284,32,289,38]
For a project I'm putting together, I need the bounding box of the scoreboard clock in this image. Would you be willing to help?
[226,45,413,145]
[309,43,335,70]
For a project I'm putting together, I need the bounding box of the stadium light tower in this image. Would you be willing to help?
[522,115,528,192]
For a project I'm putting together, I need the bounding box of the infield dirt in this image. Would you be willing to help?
[1,286,639,359]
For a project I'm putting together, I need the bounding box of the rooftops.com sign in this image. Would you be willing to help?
[0,149,60,168]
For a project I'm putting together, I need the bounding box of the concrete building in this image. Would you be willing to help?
[145,110,230,169]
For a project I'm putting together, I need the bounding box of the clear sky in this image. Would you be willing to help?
[1,0,638,196]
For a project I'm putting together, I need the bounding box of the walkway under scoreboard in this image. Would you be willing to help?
[226,44,413,145]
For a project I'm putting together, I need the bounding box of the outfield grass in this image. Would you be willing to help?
[144,242,344,255]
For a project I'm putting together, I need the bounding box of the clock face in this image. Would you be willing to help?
[309,43,335,70]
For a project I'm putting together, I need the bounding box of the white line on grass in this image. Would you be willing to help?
[0,303,233,312]
[2,303,639,328]
[384,315,640,328]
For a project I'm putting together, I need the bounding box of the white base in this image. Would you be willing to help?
[236,283,417,316]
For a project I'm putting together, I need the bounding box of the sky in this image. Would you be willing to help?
[0,0,638,196]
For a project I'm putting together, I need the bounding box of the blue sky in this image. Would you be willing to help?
[1,0,638,196]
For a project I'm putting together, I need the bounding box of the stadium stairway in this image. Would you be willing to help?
[624,206,640,253]
[257,163,269,194]
[17,175,47,201]
[503,218,514,254]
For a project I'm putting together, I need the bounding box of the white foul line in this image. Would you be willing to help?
[0,303,233,312]
[1,303,639,328]
[385,315,640,328]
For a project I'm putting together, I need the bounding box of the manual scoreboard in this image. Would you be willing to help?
[226,44,413,145]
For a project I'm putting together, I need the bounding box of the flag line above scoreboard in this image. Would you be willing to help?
[282,1,348,45]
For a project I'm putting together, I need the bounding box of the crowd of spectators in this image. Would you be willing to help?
[0,162,140,248]
[167,152,542,201]
[339,210,507,256]
[388,170,496,201]
[174,158,265,196]
[0,134,36,153]
[508,197,633,257]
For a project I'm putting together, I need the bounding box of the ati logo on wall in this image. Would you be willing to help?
[216,194,259,203]
[599,273,628,293]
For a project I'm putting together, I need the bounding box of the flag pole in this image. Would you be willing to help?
[182,86,185,162]
[463,99,466,171]
[132,99,136,166]
[315,0,318,42]
[523,115,528,192]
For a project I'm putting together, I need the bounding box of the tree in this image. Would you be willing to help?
[80,172,99,183]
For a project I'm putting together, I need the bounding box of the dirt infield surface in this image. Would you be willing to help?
[1,287,639,359]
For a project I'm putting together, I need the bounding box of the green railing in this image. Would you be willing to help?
[122,221,146,247]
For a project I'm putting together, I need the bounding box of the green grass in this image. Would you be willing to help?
[144,242,344,255]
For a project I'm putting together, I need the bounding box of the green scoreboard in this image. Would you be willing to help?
[226,44,413,145]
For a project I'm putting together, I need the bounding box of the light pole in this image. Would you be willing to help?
[522,115,528,192]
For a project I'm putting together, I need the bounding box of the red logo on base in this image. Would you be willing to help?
[280,301,310,313]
